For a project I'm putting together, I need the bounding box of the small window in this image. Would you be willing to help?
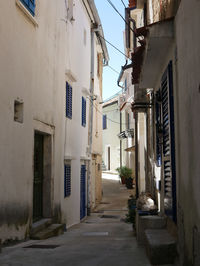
[84,29,87,46]
[103,114,107,130]
[127,113,130,130]
[20,0,35,16]
[14,100,24,123]
[124,79,127,91]
[64,164,71,197]
[67,0,74,22]
[66,82,72,119]
[82,97,86,127]
[97,53,102,77]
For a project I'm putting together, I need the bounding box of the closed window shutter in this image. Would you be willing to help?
[64,164,71,197]
[161,61,176,222]
[20,0,35,16]
[103,115,107,129]
[155,102,162,167]
[66,82,72,119]
[80,165,86,219]
[82,97,86,127]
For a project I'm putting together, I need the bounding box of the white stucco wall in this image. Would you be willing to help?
[0,0,66,241]
[175,0,200,263]
[102,100,126,172]
[61,0,92,228]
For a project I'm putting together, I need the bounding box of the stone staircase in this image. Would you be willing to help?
[30,219,65,240]
[136,212,177,265]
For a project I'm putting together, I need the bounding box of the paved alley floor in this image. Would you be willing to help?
[0,174,151,266]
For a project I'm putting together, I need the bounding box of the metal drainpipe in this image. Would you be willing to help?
[135,111,139,199]
[87,27,95,216]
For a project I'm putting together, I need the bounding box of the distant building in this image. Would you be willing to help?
[102,93,126,172]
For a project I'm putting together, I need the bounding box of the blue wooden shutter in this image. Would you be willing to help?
[161,61,176,222]
[80,165,86,219]
[103,115,107,129]
[66,82,72,119]
[64,164,71,197]
[20,0,35,16]
[82,97,86,127]
[155,101,162,167]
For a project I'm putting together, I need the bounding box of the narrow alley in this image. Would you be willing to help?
[0,175,150,266]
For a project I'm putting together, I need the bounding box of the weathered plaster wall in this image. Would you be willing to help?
[0,0,66,242]
[61,0,92,228]
[175,0,200,264]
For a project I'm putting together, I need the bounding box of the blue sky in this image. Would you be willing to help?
[94,0,128,100]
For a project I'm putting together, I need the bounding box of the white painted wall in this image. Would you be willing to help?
[175,0,200,262]
[0,0,66,242]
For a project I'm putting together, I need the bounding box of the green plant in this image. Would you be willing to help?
[116,166,132,179]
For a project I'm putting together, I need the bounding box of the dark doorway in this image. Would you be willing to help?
[80,164,86,220]
[33,133,44,222]
[108,147,110,170]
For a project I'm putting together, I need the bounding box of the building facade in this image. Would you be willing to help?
[0,0,108,243]
[121,0,200,264]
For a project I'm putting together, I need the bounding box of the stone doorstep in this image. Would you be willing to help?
[31,224,65,240]
[30,218,52,236]
[145,229,177,265]
[136,214,167,245]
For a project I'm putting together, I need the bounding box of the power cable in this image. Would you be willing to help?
[98,34,129,59]
[88,97,132,125]
[120,0,126,8]
[107,65,120,75]
[106,0,135,33]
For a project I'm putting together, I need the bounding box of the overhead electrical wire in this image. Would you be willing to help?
[106,0,135,33]
[120,0,126,8]
[107,65,120,75]
[98,34,129,59]
[88,97,132,125]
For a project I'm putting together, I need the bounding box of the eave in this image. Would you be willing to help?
[139,18,174,88]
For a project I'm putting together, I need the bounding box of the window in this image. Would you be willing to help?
[20,0,35,16]
[97,53,102,77]
[66,82,72,119]
[84,29,87,46]
[67,0,74,22]
[82,97,86,127]
[103,114,107,130]
[124,79,127,91]
[64,164,71,197]
[14,100,24,123]
[127,113,130,130]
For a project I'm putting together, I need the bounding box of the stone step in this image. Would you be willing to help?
[31,224,65,240]
[30,218,52,236]
[145,229,177,265]
[137,215,167,244]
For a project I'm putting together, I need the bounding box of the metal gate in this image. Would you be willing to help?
[161,61,177,222]
[80,164,86,220]
[33,133,44,222]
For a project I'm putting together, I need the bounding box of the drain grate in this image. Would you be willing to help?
[24,244,60,249]
[100,215,120,219]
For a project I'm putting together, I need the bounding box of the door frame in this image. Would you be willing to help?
[33,119,54,223]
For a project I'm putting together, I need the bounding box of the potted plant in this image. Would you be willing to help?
[116,166,133,188]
